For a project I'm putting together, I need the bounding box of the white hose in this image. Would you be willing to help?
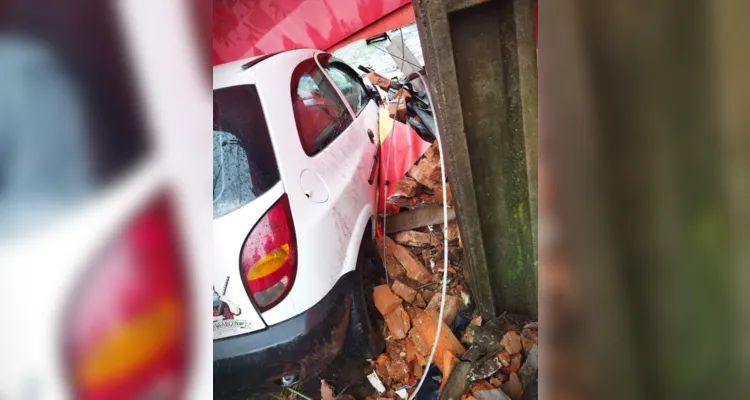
[382,101,398,286]
[407,72,450,400]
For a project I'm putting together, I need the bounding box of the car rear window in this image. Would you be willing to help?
[213,85,279,218]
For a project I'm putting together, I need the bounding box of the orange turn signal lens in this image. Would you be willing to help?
[246,243,290,280]
[77,298,179,388]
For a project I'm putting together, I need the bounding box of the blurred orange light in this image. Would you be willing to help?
[77,298,179,388]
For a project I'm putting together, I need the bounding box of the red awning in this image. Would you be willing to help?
[213,0,412,66]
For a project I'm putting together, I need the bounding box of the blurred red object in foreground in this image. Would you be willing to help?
[64,196,191,400]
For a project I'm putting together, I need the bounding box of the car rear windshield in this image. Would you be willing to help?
[213,85,279,218]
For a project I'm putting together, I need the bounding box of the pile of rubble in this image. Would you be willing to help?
[364,142,539,400]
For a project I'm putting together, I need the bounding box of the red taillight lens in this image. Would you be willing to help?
[240,194,297,312]
[64,195,190,400]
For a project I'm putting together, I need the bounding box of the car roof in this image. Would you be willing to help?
[213,49,319,91]
[213,57,256,89]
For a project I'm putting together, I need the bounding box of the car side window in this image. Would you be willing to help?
[291,59,353,156]
[324,62,370,115]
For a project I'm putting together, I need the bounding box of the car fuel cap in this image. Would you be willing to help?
[299,169,329,203]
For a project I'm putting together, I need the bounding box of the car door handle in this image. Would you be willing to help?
[367,129,375,143]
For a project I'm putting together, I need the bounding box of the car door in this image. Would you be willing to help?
[315,53,380,198]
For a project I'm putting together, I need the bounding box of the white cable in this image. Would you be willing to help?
[407,72,450,400]
[381,106,397,286]
[285,387,313,400]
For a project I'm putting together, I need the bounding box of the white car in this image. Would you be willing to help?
[212,49,383,396]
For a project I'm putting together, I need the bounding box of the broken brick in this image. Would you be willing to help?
[386,358,410,382]
[422,289,436,303]
[412,360,423,379]
[489,376,503,388]
[376,237,407,280]
[375,354,390,378]
[438,350,460,392]
[409,325,431,356]
[384,305,411,339]
[396,99,409,123]
[386,260,407,281]
[425,293,461,326]
[412,310,465,359]
[384,236,432,283]
[503,372,523,400]
[321,380,335,400]
[440,349,460,376]
[424,141,441,162]
[413,293,427,308]
[405,339,417,362]
[500,354,522,375]
[386,339,407,360]
[391,280,417,303]
[393,87,412,102]
[394,177,419,197]
[496,350,511,367]
[500,331,523,356]
[408,157,442,190]
[389,89,411,123]
[364,72,391,91]
[374,284,403,315]
[433,183,453,207]
[461,326,475,345]
[405,305,420,321]
[393,230,439,248]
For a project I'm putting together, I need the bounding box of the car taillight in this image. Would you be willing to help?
[64,195,190,400]
[240,194,297,312]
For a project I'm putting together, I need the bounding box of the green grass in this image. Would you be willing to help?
[248,382,305,400]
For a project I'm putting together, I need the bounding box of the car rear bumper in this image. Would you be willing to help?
[213,272,355,397]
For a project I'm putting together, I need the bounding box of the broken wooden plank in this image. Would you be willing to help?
[439,362,472,400]
[385,204,456,234]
